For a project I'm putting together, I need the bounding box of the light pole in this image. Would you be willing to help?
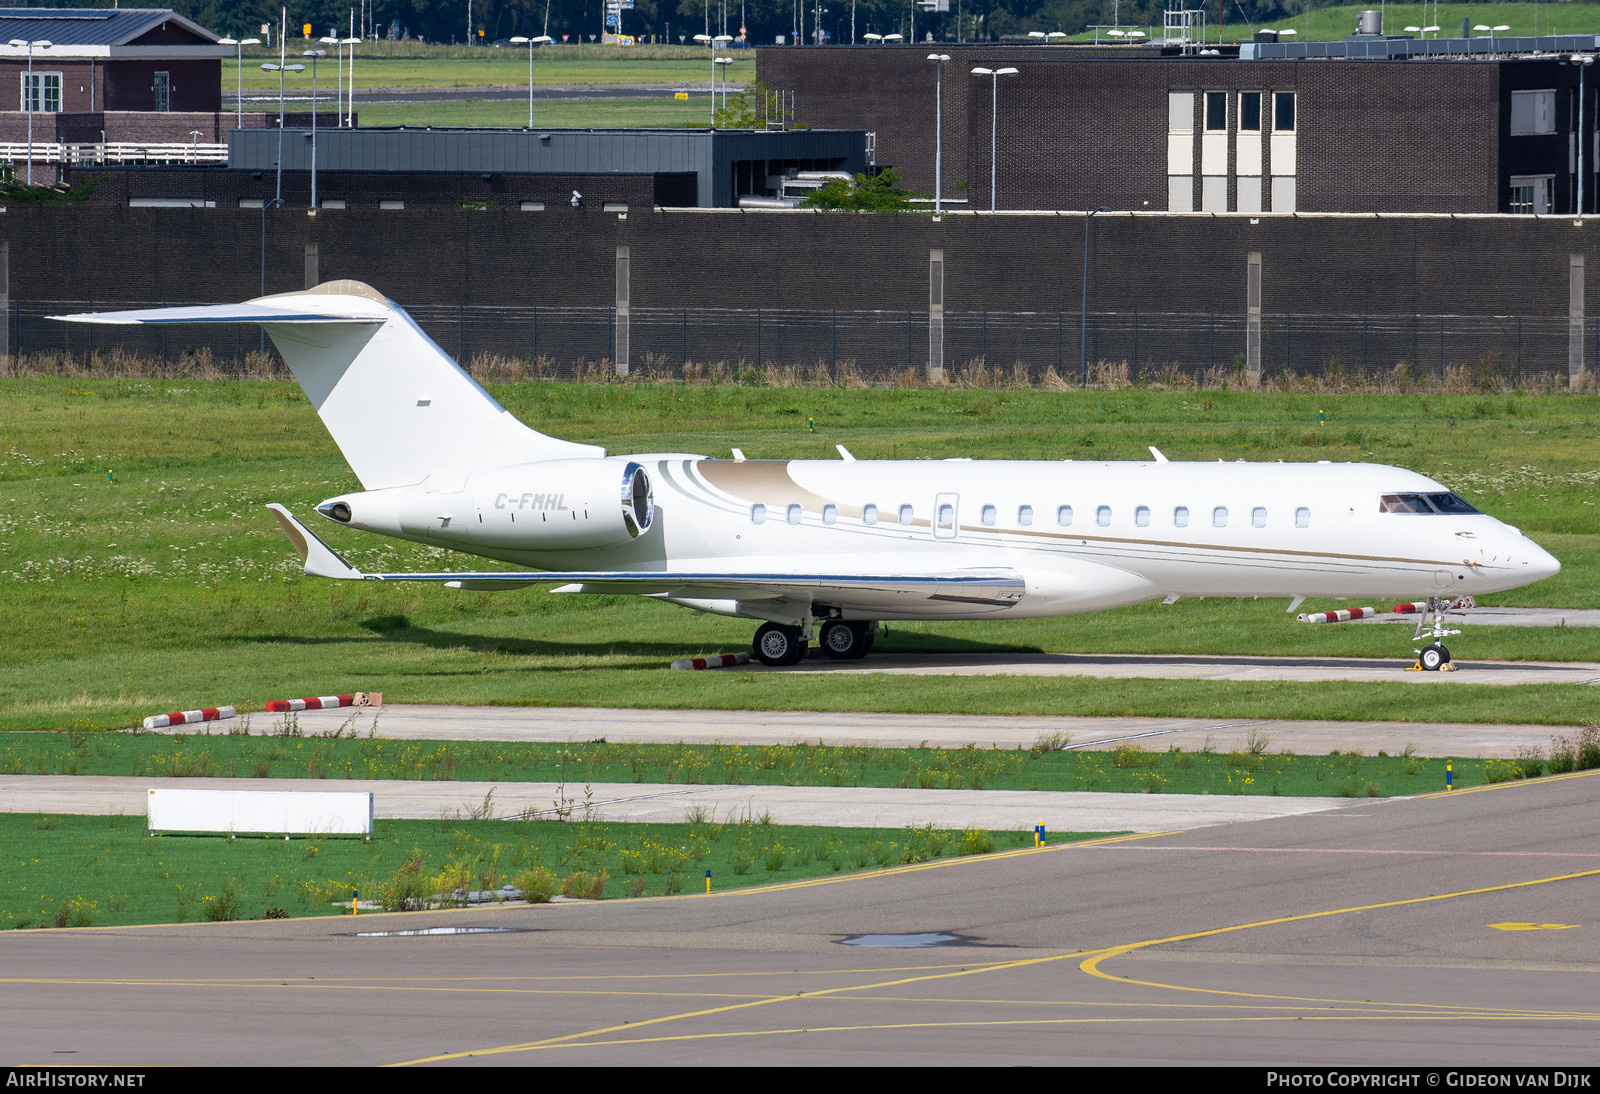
[971,66,1016,213]
[1475,24,1510,57]
[1575,54,1593,216]
[1081,205,1110,389]
[304,49,327,208]
[8,39,51,186]
[714,56,734,116]
[693,33,734,124]
[320,38,341,125]
[509,35,552,128]
[219,37,261,129]
[260,61,304,205]
[928,53,948,214]
[343,36,359,127]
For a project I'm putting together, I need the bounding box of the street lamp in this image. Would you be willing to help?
[218,37,261,129]
[714,56,734,116]
[304,50,328,208]
[8,39,51,186]
[971,67,1017,213]
[864,32,883,43]
[509,35,552,127]
[928,53,948,214]
[342,37,360,128]
[1081,205,1110,389]
[1475,24,1510,56]
[261,61,305,205]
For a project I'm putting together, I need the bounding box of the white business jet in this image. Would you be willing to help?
[56,281,1561,670]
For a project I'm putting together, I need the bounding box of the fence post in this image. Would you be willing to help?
[614,244,629,378]
[1570,254,1585,390]
[1246,251,1261,387]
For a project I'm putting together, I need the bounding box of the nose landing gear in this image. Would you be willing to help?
[1412,596,1465,671]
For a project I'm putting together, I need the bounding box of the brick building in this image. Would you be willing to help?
[758,33,1600,215]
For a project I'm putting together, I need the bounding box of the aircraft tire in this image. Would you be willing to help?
[753,623,807,667]
[1419,644,1450,671]
[821,620,874,660]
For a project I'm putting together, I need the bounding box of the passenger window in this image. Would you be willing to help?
[751,503,766,524]
[1295,506,1310,528]
[898,504,914,526]
[1096,505,1111,527]
[787,503,802,525]
[862,504,878,525]
[822,503,837,525]
[1135,506,1150,527]
[1018,505,1034,526]
[1174,506,1189,528]
[1252,507,1267,528]
[1057,505,1073,527]
[938,503,954,525]
[981,504,997,526]
[1213,506,1229,528]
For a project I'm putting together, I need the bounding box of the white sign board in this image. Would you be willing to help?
[148,788,373,837]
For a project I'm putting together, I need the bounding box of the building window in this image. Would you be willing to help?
[1240,91,1262,132]
[1169,91,1194,133]
[520,200,545,211]
[152,71,170,112]
[1273,91,1296,133]
[21,72,61,113]
[1205,91,1227,131]
[1509,176,1553,215]
[380,199,405,210]
[1510,90,1556,135]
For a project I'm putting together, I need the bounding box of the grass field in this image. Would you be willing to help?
[0,727,1566,797]
[1073,4,1600,41]
[1,379,1595,733]
[353,96,719,129]
[0,812,1050,928]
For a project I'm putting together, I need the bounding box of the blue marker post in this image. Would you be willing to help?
[1446,763,1453,791]
[1318,409,1326,426]
[807,416,815,432]
[1034,821,1046,847]
[107,469,115,483]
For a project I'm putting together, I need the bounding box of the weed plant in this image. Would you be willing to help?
[0,813,1054,929]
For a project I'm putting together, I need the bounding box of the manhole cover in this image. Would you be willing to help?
[838,932,967,948]
[354,926,526,937]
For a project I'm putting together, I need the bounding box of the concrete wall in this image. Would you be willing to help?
[2,205,1594,382]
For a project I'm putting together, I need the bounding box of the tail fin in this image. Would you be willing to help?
[53,280,603,490]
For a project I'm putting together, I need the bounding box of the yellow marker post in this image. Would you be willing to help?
[704,869,711,895]
[351,890,358,916]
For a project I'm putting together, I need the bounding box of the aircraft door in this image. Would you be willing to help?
[934,493,960,539]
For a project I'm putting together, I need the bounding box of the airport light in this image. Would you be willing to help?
[343,37,360,127]
[8,39,50,186]
[219,37,262,129]
[884,33,902,42]
[261,61,305,205]
[304,50,328,209]
[971,66,1017,213]
[1047,31,1068,40]
[865,32,883,42]
[928,53,949,214]
[1027,30,1045,39]
[714,56,735,116]
[509,35,553,128]
[1081,205,1110,389]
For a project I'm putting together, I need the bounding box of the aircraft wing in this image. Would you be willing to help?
[266,504,1024,607]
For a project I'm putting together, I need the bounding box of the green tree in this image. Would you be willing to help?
[801,167,918,211]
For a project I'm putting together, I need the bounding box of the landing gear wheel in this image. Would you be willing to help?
[753,623,808,667]
[1419,644,1451,672]
[820,621,876,660]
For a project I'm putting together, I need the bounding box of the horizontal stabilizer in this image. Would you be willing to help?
[51,303,382,326]
[267,504,364,581]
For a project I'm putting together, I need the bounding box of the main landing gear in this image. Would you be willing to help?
[752,620,878,667]
[1412,596,1467,672]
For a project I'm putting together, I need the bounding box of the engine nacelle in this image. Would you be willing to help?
[317,458,653,551]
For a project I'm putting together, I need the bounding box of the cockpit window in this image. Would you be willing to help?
[1380,492,1482,515]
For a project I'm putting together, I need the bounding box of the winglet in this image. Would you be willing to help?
[266,503,364,580]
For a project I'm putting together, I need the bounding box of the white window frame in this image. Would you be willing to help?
[21,71,61,113]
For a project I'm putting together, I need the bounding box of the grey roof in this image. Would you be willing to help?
[0,8,216,48]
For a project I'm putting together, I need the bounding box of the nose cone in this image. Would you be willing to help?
[1524,539,1562,583]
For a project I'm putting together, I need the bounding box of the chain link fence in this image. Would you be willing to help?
[18,299,1583,388]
